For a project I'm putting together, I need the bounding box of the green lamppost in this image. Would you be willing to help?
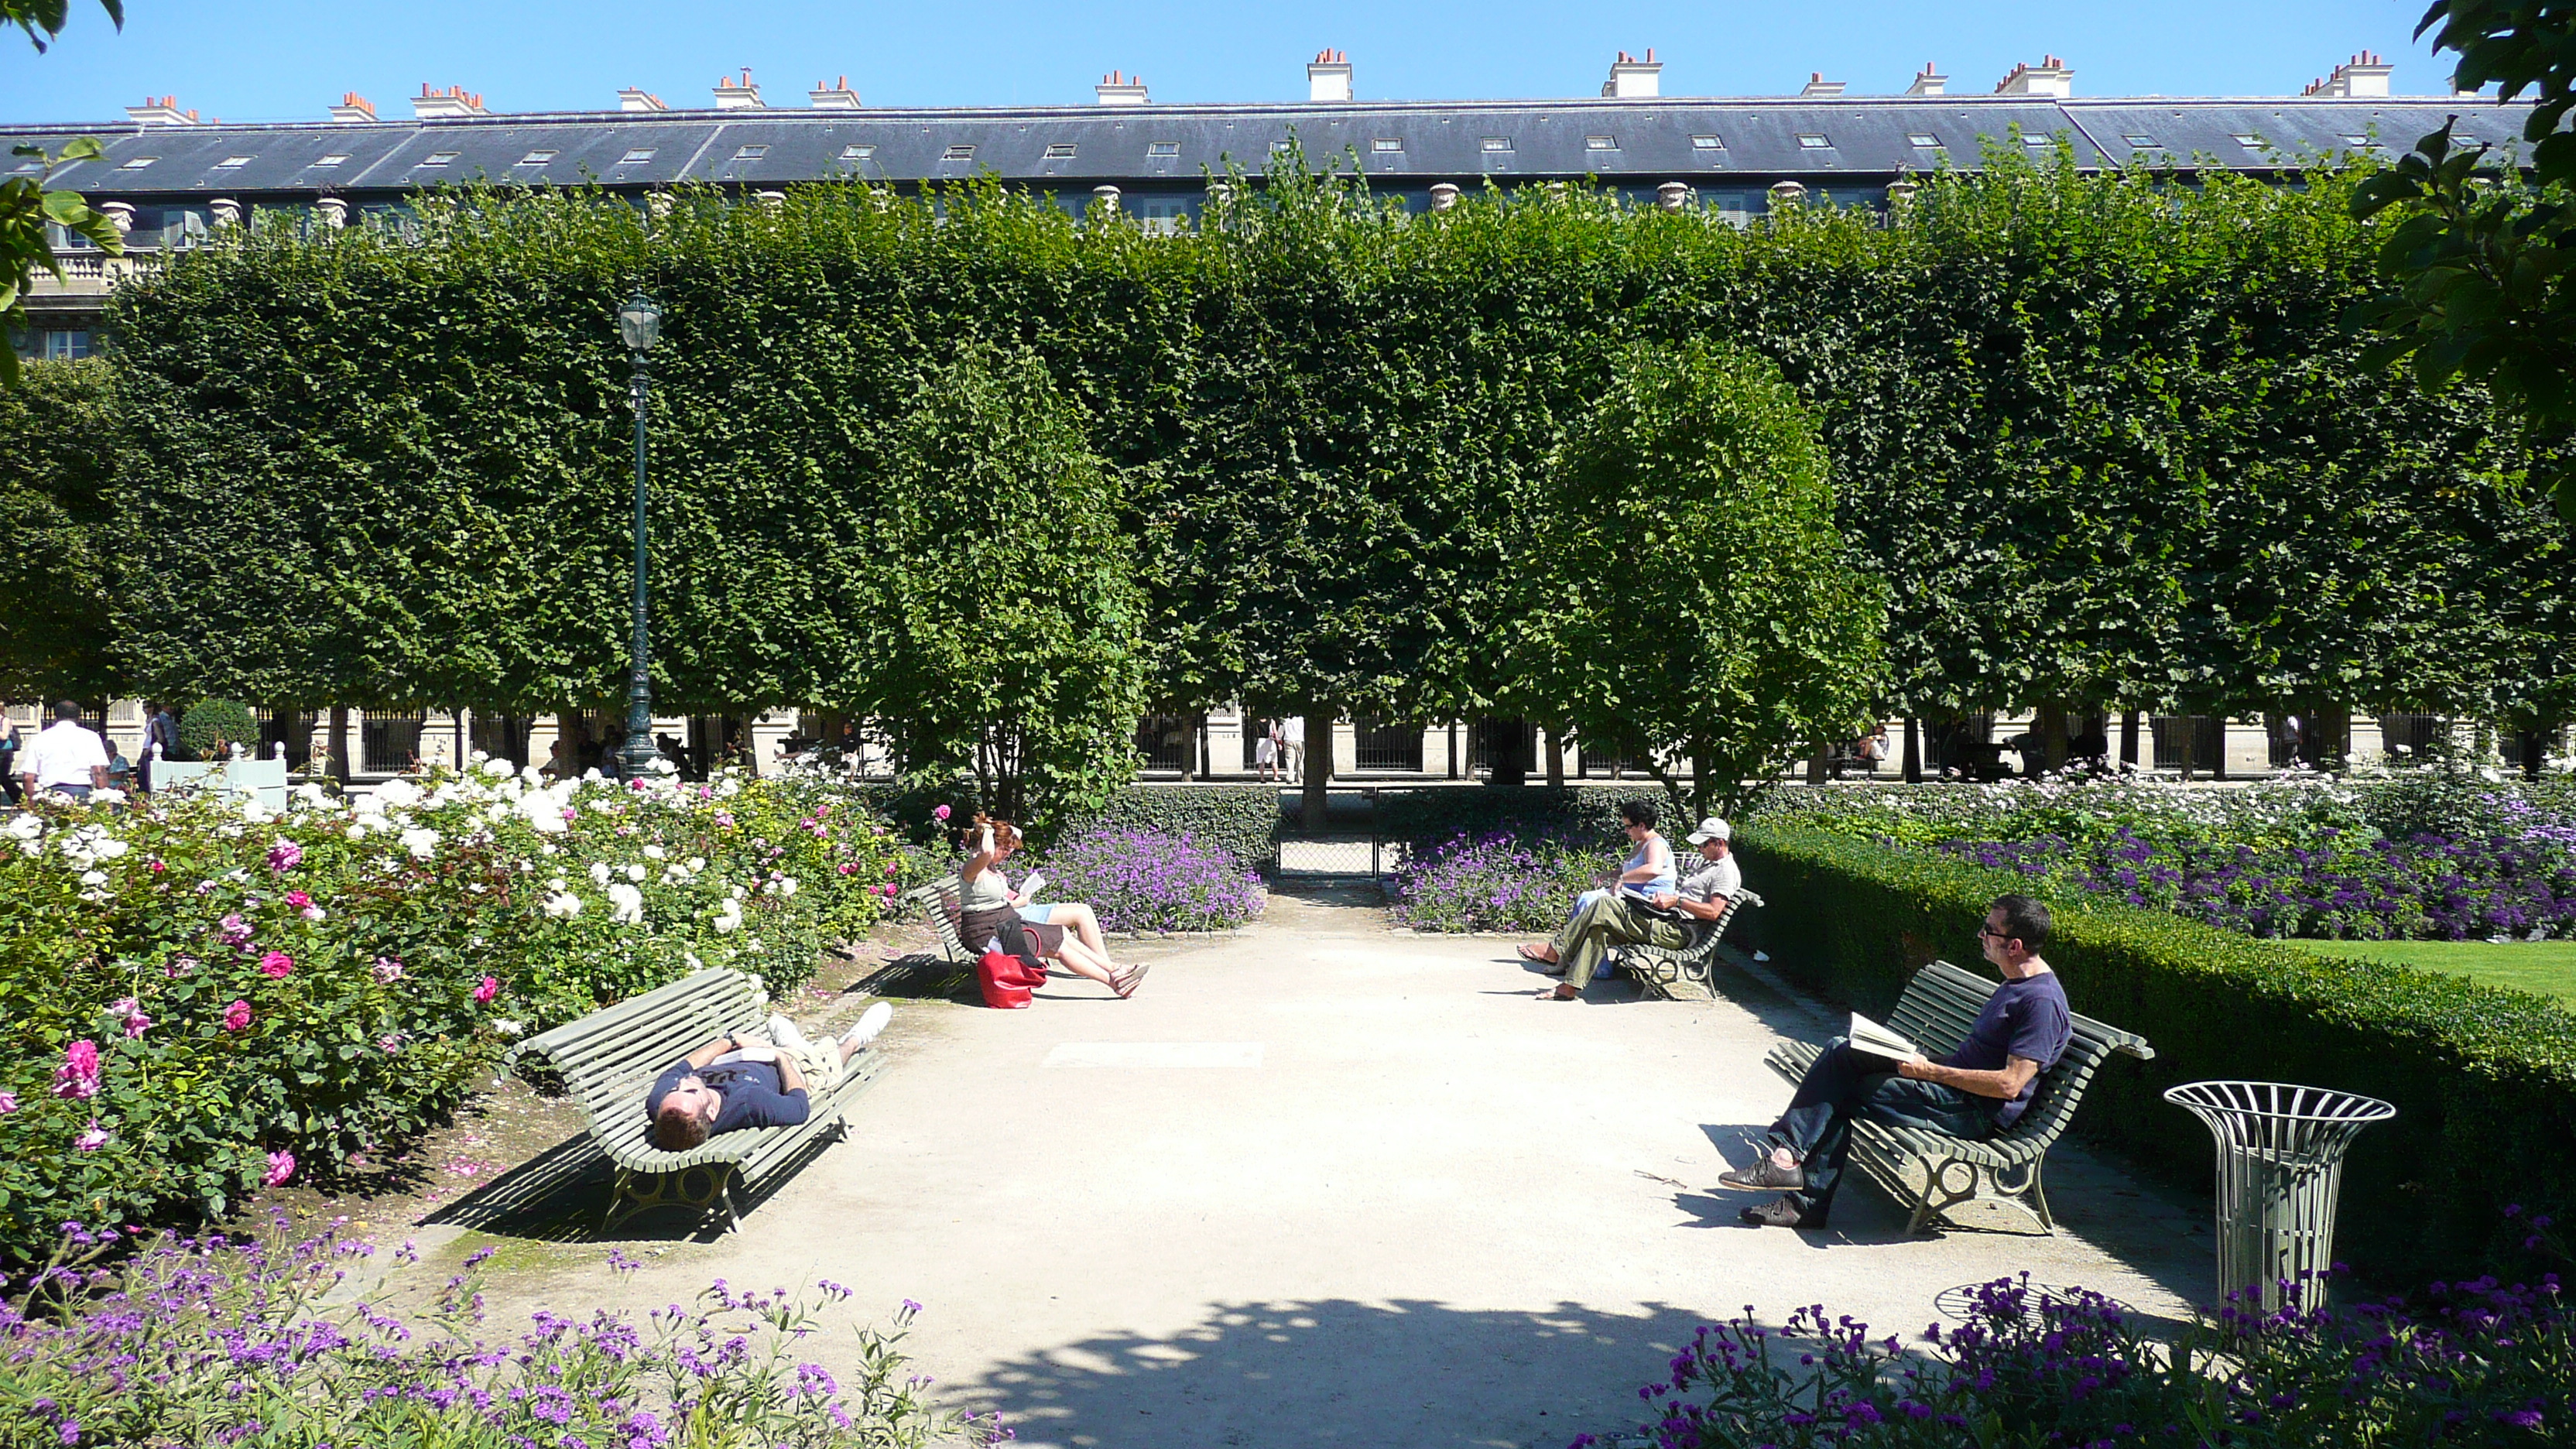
[616,291,664,777]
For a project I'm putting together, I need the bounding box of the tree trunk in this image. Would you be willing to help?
[1490,718,1528,788]
[2210,716,2229,780]
[1301,710,1330,831]
[2119,711,2139,771]
[2038,699,2068,773]
[1901,715,1921,784]
[1804,742,1829,785]
[1544,726,1564,786]
[329,706,351,784]
[2175,717,2195,782]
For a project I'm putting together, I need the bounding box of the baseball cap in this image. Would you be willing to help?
[1686,817,1732,844]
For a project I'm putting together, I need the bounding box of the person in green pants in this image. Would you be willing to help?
[1528,817,1742,1001]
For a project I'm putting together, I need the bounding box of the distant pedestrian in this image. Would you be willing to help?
[19,701,111,803]
[1279,715,1306,782]
[0,719,19,807]
[1858,727,1886,778]
[142,700,180,793]
[1254,719,1279,781]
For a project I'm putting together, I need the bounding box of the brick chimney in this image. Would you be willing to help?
[412,84,488,118]
[1904,62,1945,97]
[1307,50,1351,102]
[618,87,668,112]
[327,91,377,123]
[1993,56,2073,97]
[810,75,862,109]
[712,69,764,108]
[1097,70,1149,105]
[1602,49,1661,99]
[1799,72,1845,98]
[2304,52,2393,98]
[125,95,200,126]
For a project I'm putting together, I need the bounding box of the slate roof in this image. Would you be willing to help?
[0,94,2532,206]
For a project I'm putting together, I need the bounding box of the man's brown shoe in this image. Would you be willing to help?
[1739,1196,1820,1228]
[1714,1155,1806,1193]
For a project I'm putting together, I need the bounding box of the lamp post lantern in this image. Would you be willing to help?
[617,292,663,777]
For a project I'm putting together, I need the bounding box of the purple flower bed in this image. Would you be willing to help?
[1389,831,1606,933]
[1935,827,2576,940]
[1,1220,1009,1447]
[1031,827,1264,933]
[1586,1254,2570,1448]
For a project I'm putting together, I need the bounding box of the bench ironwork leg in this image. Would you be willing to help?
[1991,1155,2054,1233]
[602,1163,739,1235]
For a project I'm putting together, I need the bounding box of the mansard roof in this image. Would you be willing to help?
[1,94,2526,201]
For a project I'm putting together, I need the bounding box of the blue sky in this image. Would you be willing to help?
[2,0,2464,125]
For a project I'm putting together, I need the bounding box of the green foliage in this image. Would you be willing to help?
[0,359,120,695]
[1374,783,1669,849]
[1736,820,2576,1284]
[0,766,903,1263]
[172,697,254,759]
[1060,783,1281,869]
[858,344,1148,832]
[4,0,121,53]
[71,157,2574,738]
[1512,341,1885,818]
[1,136,118,389]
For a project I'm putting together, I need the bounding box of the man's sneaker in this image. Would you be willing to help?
[1714,1153,1806,1193]
[1739,1195,1820,1229]
[838,1002,893,1053]
[766,1014,812,1051]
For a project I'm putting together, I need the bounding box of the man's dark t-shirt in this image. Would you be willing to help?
[1938,971,2073,1130]
[646,1057,810,1136]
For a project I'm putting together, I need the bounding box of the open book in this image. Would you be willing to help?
[1016,872,1048,903]
[1848,1013,1923,1067]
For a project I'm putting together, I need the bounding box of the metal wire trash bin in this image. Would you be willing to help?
[2164,1081,2396,1313]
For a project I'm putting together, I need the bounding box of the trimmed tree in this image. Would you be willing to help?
[1509,341,1886,820]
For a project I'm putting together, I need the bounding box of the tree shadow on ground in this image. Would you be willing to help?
[954,1297,1721,1449]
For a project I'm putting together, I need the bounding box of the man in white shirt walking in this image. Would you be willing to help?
[19,701,111,803]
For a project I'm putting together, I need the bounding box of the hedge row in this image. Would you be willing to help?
[1735,822,2576,1286]
[1069,784,1285,871]
[1375,784,1674,850]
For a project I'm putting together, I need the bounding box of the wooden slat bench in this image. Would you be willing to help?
[506,966,886,1234]
[901,876,976,961]
[1762,960,2154,1235]
[1609,889,1766,1000]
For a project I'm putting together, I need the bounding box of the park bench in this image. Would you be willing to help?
[901,877,977,961]
[507,966,886,1233]
[1762,959,2155,1235]
[1609,889,1766,1000]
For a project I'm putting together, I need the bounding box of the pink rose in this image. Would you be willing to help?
[53,1040,101,1101]
[218,914,253,948]
[284,890,311,909]
[0,1091,17,1114]
[838,862,855,875]
[262,1150,295,1187]
[267,841,302,872]
[222,1000,253,1033]
[882,862,899,877]
[259,951,293,979]
[75,1121,109,1153]
[473,977,499,1004]
[933,804,952,822]
[148,858,167,874]
[372,957,405,985]
[110,998,151,1040]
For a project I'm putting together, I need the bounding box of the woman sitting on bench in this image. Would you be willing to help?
[961,815,1146,999]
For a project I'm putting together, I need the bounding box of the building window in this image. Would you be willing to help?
[311,152,349,167]
[1270,139,1297,154]
[1690,134,1724,149]
[1585,134,1617,150]
[1480,136,1512,152]
[1135,715,1191,774]
[1147,141,1180,158]
[2231,133,2264,148]
[1372,137,1402,152]
[118,156,157,170]
[516,149,558,165]
[1796,133,1832,149]
[731,144,768,161]
[419,151,461,166]
[2022,134,2054,149]
[1045,142,1077,159]
[40,331,91,361]
[839,144,875,160]
[361,710,428,774]
[942,144,975,160]
[1352,718,1423,772]
[1907,132,1941,146]
[618,148,656,165]
[2341,133,2381,149]
[215,155,253,169]
[2121,133,2156,146]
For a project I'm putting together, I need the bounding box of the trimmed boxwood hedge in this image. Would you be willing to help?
[1375,784,1672,850]
[1736,822,2576,1287]
[1063,784,1283,871]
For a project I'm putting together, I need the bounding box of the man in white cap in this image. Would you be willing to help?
[1526,816,1742,1001]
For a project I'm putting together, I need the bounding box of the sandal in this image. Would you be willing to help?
[1540,982,1581,1001]
[1516,944,1560,964]
[1114,963,1150,999]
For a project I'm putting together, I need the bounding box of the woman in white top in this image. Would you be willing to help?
[1254,721,1279,781]
[959,817,1145,998]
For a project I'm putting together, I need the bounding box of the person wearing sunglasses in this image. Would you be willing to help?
[1718,892,2072,1230]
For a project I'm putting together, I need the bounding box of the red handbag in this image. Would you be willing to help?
[975,947,1047,1009]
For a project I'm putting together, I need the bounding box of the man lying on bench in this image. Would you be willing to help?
[1717,892,2071,1229]
[648,1002,894,1151]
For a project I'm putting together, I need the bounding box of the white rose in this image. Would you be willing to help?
[685,856,705,872]
[5,815,41,841]
[588,862,612,886]
[482,758,517,779]
[91,838,130,860]
[398,827,441,860]
[623,863,646,882]
[607,882,645,925]
[543,891,584,919]
[78,870,105,886]
[347,824,367,841]
[642,844,666,860]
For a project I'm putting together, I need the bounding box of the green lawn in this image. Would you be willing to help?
[2286,938,2576,1005]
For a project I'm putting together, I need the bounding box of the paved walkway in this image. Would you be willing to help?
[478,889,2215,1449]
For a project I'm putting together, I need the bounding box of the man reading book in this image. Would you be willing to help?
[1717,893,2073,1229]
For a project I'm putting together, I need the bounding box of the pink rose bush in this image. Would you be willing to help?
[0,761,908,1259]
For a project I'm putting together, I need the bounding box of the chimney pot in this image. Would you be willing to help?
[128,94,205,126]
[1308,48,1354,102]
[1097,70,1149,104]
[1605,46,1663,98]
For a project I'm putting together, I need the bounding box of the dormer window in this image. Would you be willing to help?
[2232,133,2265,148]
[840,144,875,160]
[1690,134,1723,149]
[1045,142,1077,159]
[312,153,349,167]
[1796,133,1832,149]
[942,144,975,160]
[119,156,158,170]
[731,145,769,161]
[214,155,253,169]
[1480,136,1512,152]
[1372,137,1402,152]
[1907,133,1941,147]
[516,149,558,165]
[1147,141,1180,158]
[618,148,656,165]
[419,151,461,166]
[1585,135,1617,150]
